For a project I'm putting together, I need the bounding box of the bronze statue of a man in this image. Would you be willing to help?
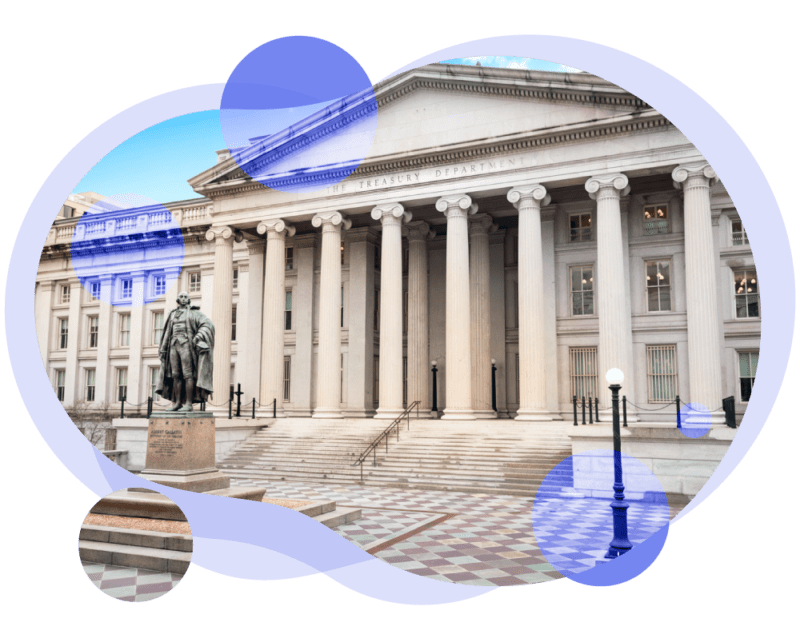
[156,291,215,412]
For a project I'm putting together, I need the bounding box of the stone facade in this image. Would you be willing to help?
[36,64,759,424]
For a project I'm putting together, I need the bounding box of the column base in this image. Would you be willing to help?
[312,407,344,419]
[473,409,498,419]
[374,408,405,420]
[441,408,476,421]
[515,409,555,422]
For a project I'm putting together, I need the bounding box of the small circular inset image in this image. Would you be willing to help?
[78,488,192,602]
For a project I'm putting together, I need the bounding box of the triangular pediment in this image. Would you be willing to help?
[190,63,655,196]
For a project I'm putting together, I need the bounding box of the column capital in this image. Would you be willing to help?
[585,174,630,200]
[205,225,243,244]
[257,218,296,239]
[370,202,411,226]
[507,184,550,209]
[312,210,352,231]
[468,213,498,236]
[672,162,718,189]
[405,220,435,242]
[436,194,477,218]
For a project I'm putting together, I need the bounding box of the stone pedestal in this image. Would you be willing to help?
[137,412,231,493]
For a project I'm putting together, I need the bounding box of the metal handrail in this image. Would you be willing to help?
[352,401,420,480]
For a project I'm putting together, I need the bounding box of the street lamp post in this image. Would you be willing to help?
[605,368,632,559]
[431,360,438,414]
[491,358,497,412]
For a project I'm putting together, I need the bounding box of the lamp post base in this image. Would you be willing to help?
[604,497,632,559]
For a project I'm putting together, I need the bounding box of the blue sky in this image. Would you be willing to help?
[72,57,581,204]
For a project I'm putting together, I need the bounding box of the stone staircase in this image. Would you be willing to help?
[294,499,362,527]
[218,418,575,497]
[79,524,193,574]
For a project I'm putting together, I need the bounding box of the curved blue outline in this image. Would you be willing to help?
[4,35,796,605]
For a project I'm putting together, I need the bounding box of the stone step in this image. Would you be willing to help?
[79,524,192,552]
[78,539,192,574]
[314,507,362,529]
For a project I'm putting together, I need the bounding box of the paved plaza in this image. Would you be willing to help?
[82,562,183,601]
[232,477,675,586]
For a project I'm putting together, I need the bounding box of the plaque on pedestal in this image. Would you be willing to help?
[137,411,231,493]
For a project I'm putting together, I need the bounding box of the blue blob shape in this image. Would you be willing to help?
[70,193,184,307]
[532,449,670,583]
[220,36,377,194]
[679,403,712,438]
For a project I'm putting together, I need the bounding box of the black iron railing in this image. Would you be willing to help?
[353,401,420,480]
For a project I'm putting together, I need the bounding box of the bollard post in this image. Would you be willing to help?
[228,398,232,420]
[595,397,599,422]
[676,395,681,429]
[622,395,627,428]
[589,396,593,424]
[147,396,153,419]
[273,398,276,419]
[573,396,578,426]
[252,398,256,420]
[581,396,586,425]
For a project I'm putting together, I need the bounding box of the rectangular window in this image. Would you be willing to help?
[88,316,99,349]
[119,314,131,347]
[283,356,291,402]
[373,356,380,407]
[86,369,96,402]
[116,368,128,403]
[189,272,201,293]
[374,289,380,331]
[231,305,237,341]
[739,351,758,402]
[647,345,677,403]
[232,267,238,290]
[153,275,166,296]
[644,204,669,235]
[55,370,65,401]
[734,270,760,318]
[646,260,672,312]
[90,281,101,301]
[150,366,160,401]
[284,290,292,330]
[120,278,132,300]
[285,246,294,271]
[731,220,749,246]
[570,266,594,316]
[59,318,69,349]
[152,311,164,345]
[570,347,598,400]
[569,213,592,242]
[60,284,71,304]
[62,205,75,219]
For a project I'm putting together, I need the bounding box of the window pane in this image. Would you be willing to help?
[740,378,752,402]
[286,291,292,310]
[739,353,749,377]
[748,296,759,317]
[583,292,593,315]
[571,267,581,291]
[582,269,593,291]
[572,294,582,316]
[660,287,671,311]
[750,353,758,375]
[647,287,659,311]
[735,296,747,318]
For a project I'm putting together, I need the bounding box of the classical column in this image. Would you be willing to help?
[35,281,55,368]
[242,239,265,405]
[469,213,498,418]
[205,226,241,408]
[406,221,434,415]
[371,203,410,419]
[257,219,295,417]
[293,234,317,416]
[508,185,552,421]
[312,211,351,418]
[673,162,724,422]
[435,194,477,421]
[346,227,379,417]
[586,174,635,411]
[94,273,114,404]
[126,271,147,412]
[63,280,83,407]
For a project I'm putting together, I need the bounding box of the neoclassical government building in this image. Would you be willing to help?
[36,63,759,425]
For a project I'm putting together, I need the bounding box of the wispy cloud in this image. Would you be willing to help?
[441,56,582,73]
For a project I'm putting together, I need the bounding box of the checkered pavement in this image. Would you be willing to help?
[81,562,183,601]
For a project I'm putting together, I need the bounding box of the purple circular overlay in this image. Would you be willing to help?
[71,193,184,307]
[532,450,669,584]
[220,36,377,194]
